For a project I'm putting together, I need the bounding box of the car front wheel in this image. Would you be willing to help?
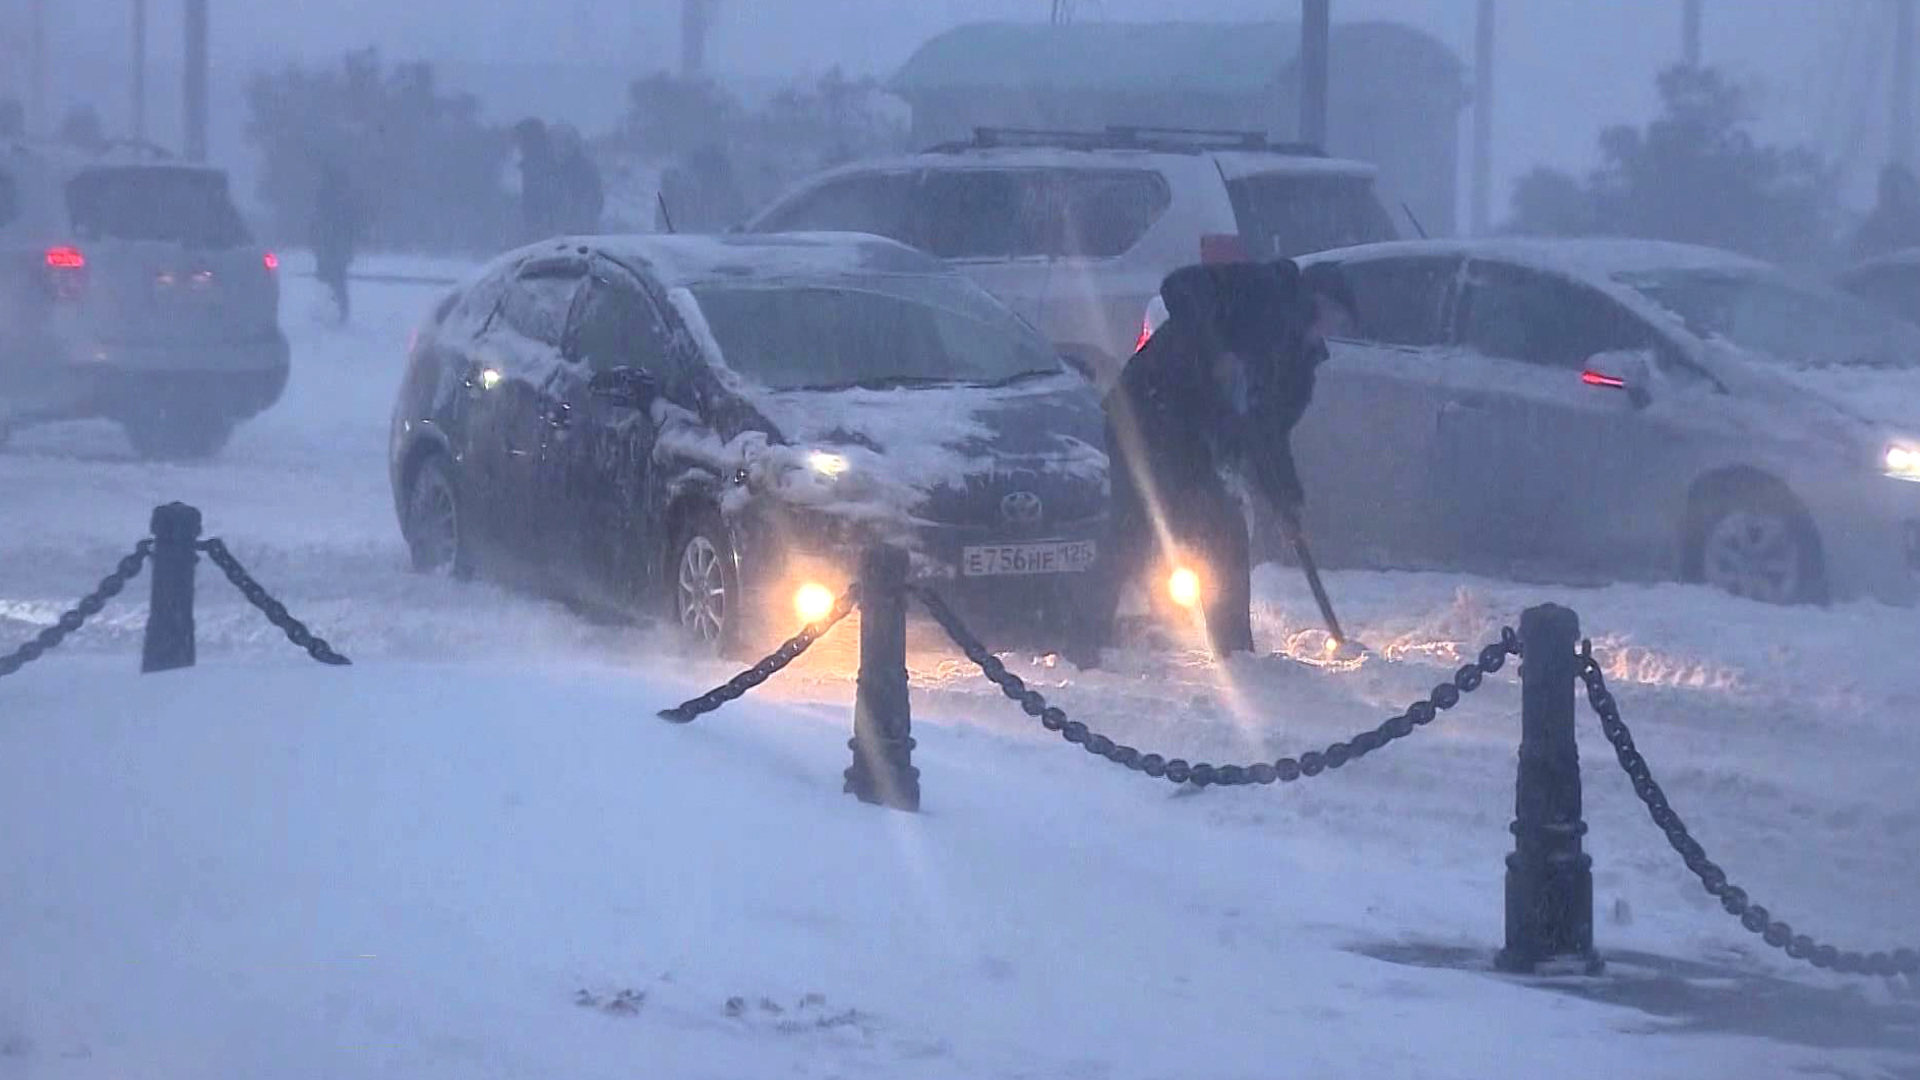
[1694,500,1825,605]
[404,454,472,578]
[670,512,744,655]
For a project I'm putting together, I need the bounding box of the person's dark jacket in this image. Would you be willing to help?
[310,168,361,279]
[1105,259,1319,521]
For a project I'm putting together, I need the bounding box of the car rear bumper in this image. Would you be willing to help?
[3,333,291,423]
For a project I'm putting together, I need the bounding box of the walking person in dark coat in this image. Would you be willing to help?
[513,118,565,242]
[311,160,362,323]
[1092,257,1356,659]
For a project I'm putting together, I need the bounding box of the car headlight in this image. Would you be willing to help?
[807,450,850,478]
[1885,442,1920,482]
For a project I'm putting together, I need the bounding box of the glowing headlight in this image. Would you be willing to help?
[793,582,836,624]
[477,367,502,390]
[1886,443,1920,481]
[808,451,849,478]
[1167,566,1203,609]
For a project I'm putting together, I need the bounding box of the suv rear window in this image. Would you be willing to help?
[65,167,251,248]
[1225,174,1395,259]
[915,169,1169,260]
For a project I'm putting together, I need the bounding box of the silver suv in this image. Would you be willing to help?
[746,126,1396,388]
[0,140,289,458]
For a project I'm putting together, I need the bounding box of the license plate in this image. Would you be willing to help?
[961,540,1097,577]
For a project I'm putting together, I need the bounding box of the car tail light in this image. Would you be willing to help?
[1135,313,1154,353]
[44,245,88,300]
[1199,233,1249,264]
[262,250,280,272]
[1581,369,1628,390]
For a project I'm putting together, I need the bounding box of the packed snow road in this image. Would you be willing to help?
[3,256,1917,1077]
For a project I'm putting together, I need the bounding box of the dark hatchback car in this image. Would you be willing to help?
[389,233,1111,653]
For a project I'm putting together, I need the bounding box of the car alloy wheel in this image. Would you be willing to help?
[676,534,730,646]
[406,455,469,577]
[1701,508,1805,604]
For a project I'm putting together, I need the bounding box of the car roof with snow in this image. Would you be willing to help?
[808,145,1376,179]
[564,232,950,288]
[1297,237,1768,280]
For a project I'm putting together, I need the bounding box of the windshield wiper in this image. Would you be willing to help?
[793,374,954,392]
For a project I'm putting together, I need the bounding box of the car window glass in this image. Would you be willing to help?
[1225,174,1397,259]
[568,274,674,377]
[501,269,582,347]
[1054,170,1170,257]
[0,170,17,227]
[1461,262,1651,369]
[915,170,1049,259]
[758,172,915,243]
[65,167,251,248]
[1339,257,1455,346]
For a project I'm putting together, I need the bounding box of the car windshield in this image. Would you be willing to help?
[687,275,1061,390]
[1620,268,1920,369]
[65,166,253,249]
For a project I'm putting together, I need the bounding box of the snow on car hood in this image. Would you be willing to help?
[1689,337,1920,447]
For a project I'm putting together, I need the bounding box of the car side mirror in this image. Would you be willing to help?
[1581,350,1654,409]
[589,366,658,410]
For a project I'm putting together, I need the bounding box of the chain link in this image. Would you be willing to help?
[196,539,351,666]
[1578,645,1916,978]
[659,585,861,723]
[914,584,1521,786]
[0,541,152,678]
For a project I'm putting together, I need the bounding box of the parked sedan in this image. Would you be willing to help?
[1154,239,1920,605]
[389,233,1110,653]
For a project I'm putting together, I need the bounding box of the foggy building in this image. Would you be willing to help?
[890,19,1466,236]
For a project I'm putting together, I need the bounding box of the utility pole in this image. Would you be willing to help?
[132,0,148,140]
[1682,0,1702,67]
[184,0,208,160]
[1470,0,1494,235]
[680,0,716,77]
[1299,0,1331,149]
[29,0,48,136]
[1896,0,1915,170]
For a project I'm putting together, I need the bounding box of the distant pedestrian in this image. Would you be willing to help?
[551,123,605,235]
[513,118,565,242]
[1854,163,1920,261]
[311,160,363,323]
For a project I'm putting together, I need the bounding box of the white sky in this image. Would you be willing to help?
[5,1,1905,215]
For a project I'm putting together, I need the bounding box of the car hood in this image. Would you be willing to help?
[740,373,1109,531]
[1695,339,1920,448]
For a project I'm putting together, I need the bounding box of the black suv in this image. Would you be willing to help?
[389,233,1111,652]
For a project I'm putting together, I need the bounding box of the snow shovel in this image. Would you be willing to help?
[1290,531,1369,659]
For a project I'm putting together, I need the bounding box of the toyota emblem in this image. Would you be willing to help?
[1000,490,1044,525]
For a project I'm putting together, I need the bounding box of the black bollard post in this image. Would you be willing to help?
[843,544,919,811]
[1496,603,1602,974]
[141,502,202,674]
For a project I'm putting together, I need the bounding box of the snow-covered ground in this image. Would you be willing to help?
[2,256,1917,1078]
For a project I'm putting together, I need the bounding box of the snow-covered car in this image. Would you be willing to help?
[0,139,289,458]
[390,233,1111,653]
[745,126,1396,390]
[1142,239,1920,606]
[1834,248,1920,327]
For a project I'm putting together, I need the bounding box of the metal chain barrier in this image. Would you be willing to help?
[659,585,861,723]
[196,539,351,666]
[914,584,1521,787]
[1578,646,1917,978]
[0,541,153,678]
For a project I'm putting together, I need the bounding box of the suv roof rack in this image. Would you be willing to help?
[3,136,178,163]
[925,125,1327,157]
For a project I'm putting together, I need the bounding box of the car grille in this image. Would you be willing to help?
[919,469,1104,535]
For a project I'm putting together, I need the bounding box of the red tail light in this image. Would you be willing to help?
[262,251,280,272]
[1199,233,1249,264]
[1581,370,1628,390]
[44,245,88,300]
[1135,313,1154,353]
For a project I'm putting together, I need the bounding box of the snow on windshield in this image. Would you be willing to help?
[1621,268,1920,369]
[684,276,1059,390]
